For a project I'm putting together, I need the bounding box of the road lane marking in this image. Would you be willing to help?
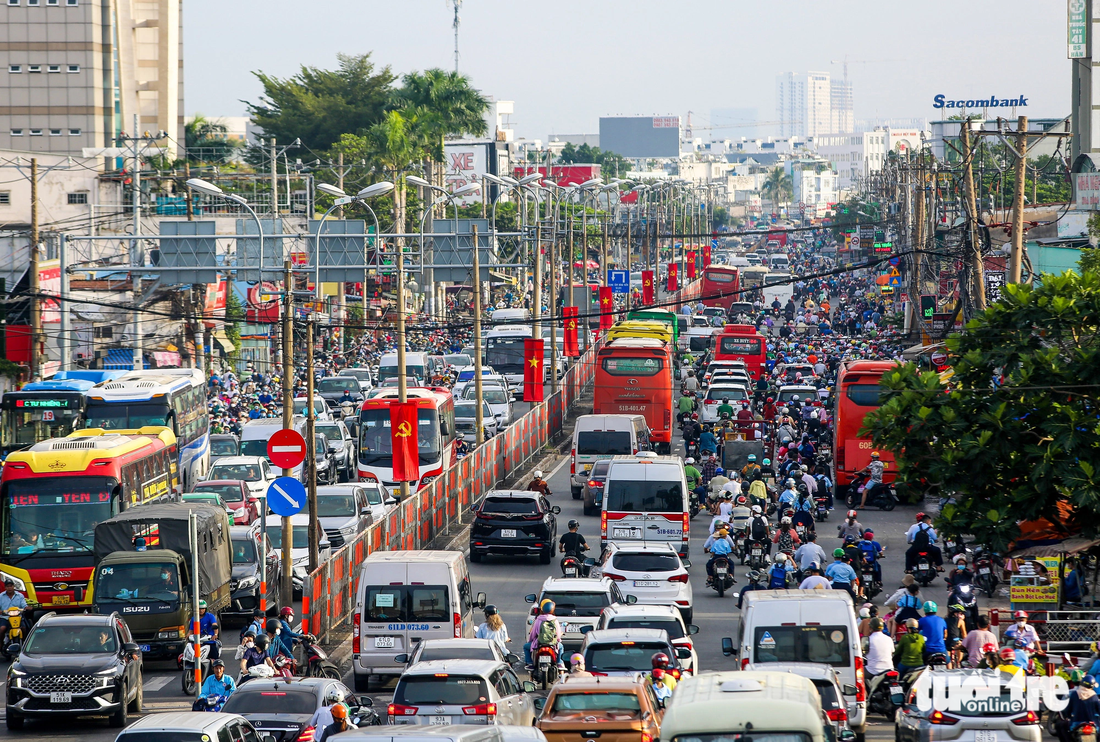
[143,676,172,692]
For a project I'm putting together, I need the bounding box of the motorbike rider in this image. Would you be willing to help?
[798,562,831,589]
[1056,674,1100,742]
[559,520,589,560]
[275,606,307,656]
[746,505,772,556]
[917,601,948,664]
[740,454,761,481]
[777,478,799,514]
[746,471,769,511]
[704,526,736,585]
[791,498,816,534]
[729,495,753,535]
[905,513,943,572]
[864,618,896,696]
[527,599,564,668]
[838,510,864,542]
[682,369,700,394]
[960,615,998,667]
[825,548,859,602]
[893,619,926,676]
[240,633,275,677]
[857,530,885,586]
[857,451,887,508]
[716,396,735,420]
[738,570,766,608]
[699,426,718,457]
[651,653,677,692]
[569,653,593,677]
[1003,610,1040,651]
[684,457,703,494]
[197,659,236,704]
[945,554,974,592]
[0,578,28,644]
[316,703,355,742]
[708,467,731,506]
[772,516,801,552]
[527,470,552,496]
[766,552,791,588]
[795,532,828,572]
[677,391,695,423]
[759,457,776,479]
[683,414,702,448]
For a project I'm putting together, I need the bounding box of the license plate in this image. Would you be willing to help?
[51,595,70,605]
[752,549,762,555]
[565,567,577,576]
[374,637,395,648]
[975,732,998,742]
[634,580,660,587]
[717,567,728,575]
[539,655,551,664]
[501,529,517,538]
[918,563,929,570]
[50,692,71,704]
[979,567,991,574]
[566,624,583,633]
[139,644,151,653]
[613,528,639,539]
[430,716,450,726]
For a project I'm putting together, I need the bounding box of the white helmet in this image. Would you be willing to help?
[751,505,762,516]
[785,478,796,487]
[781,516,792,525]
[775,552,787,564]
[685,457,695,465]
[533,470,543,479]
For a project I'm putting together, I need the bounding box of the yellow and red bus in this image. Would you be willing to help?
[594,337,674,455]
[832,361,898,499]
[0,426,179,609]
[357,387,456,490]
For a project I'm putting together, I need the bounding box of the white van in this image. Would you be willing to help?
[762,273,794,307]
[378,352,429,385]
[722,590,867,737]
[569,414,652,498]
[352,550,486,692]
[239,416,308,478]
[768,253,790,271]
[601,454,689,556]
[491,307,532,324]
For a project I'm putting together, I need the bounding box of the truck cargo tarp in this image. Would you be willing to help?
[94,503,231,595]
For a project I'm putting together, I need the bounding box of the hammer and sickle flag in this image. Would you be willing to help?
[563,306,580,358]
[390,401,419,482]
[523,338,545,403]
[642,270,655,305]
[668,263,678,292]
[686,251,697,280]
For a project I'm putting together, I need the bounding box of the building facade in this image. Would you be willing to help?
[812,130,889,191]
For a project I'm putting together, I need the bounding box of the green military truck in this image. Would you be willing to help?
[92,502,232,660]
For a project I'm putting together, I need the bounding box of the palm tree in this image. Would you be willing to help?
[761,167,793,213]
[185,114,239,163]
[363,110,423,240]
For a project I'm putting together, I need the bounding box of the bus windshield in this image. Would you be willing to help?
[1,476,115,555]
[359,408,441,467]
[485,337,527,374]
[84,401,171,429]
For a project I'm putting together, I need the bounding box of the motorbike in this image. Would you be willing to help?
[181,635,218,696]
[2,603,35,658]
[912,551,938,587]
[814,495,830,522]
[743,538,769,570]
[973,548,1000,597]
[689,487,704,520]
[846,473,897,511]
[192,694,228,712]
[709,556,735,597]
[867,669,904,720]
[947,582,979,631]
[685,439,699,460]
[300,634,342,679]
[560,550,590,579]
[273,652,297,679]
[860,558,882,601]
[532,644,560,690]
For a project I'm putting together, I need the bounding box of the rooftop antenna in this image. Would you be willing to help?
[449,0,462,72]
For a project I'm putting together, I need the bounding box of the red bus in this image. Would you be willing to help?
[712,324,768,380]
[594,338,674,455]
[832,361,898,498]
[700,266,741,311]
[357,387,456,490]
[0,426,179,610]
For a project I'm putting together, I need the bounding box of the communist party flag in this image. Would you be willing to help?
[703,243,712,267]
[668,263,678,292]
[686,251,697,280]
[598,286,615,330]
[389,401,419,482]
[523,338,545,402]
[563,306,580,357]
[642,270,654,304]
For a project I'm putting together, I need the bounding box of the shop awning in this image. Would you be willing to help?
[902,342,945,361]
[153,351,181,368]
[1009,539,1100,559]
[213,330,234,352]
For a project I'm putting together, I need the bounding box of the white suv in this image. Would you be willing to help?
[596,603,700,674]
[589,542,694,622]
[524,577,636,651]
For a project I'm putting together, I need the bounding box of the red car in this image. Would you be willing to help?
[191,480,259,524]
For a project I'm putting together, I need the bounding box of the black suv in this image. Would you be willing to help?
[6,611,143,729]
[470,490,561,565]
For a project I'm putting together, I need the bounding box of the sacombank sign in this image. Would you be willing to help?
[933,94,1028,109]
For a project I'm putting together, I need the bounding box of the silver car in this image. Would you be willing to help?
[896,668,1041,742]
[393,638,521,670]
[455,400,499,442]
[464,385,514,427]
[389,659,536,726]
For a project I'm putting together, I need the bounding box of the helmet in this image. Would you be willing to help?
[722,397,730,403]
[915,512,926,522]
[1014,611,1028,620]
[1014,636,1030,649]
[923,601,938,614]
[568,520,579,530]
[807,562,820,572]
[780,516,792,525]
[747,570,764,582]
[870,451,880,459]
[212,659,225,668]
[949,603,966,614]
[691,413,699,420]
[905,618,919,629]
[751,505,762,515]
[859,606,871,619]
[280,606,295,618]
[833,548,846,558]
[331,704,348,720]
[254,635,269,650]
[685,457,695,465]
[1084,675,1098,689]
[863,530,874,539]
[540,599,556,614]
[747,454,757,462]
[763,458,771,465]
[651,652,670,669]
[265,618,281,634]
[999,646,1017,661]
[869,618,884,632]
[775,552,787,564]
[953,554,968,564]
[981,643,997,654]
[484,604,498,616]
[570,653,585,667]
[652,668,666,681]
[199,600,208,609]
[533,470,543,479]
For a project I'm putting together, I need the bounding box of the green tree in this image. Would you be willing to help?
[1081,216,1100,274]
[712,206,730,230]
[862,271,1100,550]
[185,115,240,163]
[760,167,792,211]
[246,53,396,152]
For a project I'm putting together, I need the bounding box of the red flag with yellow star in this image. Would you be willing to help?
[702,243,712,267]
[562,306,579,357]
[642,270,654,304]
[389,401,419,482]
[686,251,697,280]
[523,338,544,402]
[598,286,614,330]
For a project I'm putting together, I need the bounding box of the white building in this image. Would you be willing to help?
[776,72,834,138]
[784,159,839,214]
[812,130,890,191]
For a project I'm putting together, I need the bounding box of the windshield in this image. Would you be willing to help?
[317,495,356,517]
[576,431,631,455]
[606,617,685,639]
[96,562,179,603]
[24,624,117,654]
[292,399,325,416]
[358,407,441,467]
[706,387,747,402]
[363,486,384,505]
[752,625,851,667]
[183,494,223,507]
[606,480,684,513]
[466,388,509,405]
[480,497,539,515]
[317,425,343,444]
[549,692,642,719]
[395,676,488,706]
[340,369,372,381]
[378,364,426,382]
[454,403,478,418]
[239,439,270,458]
[209,463,262,482]
[719,337,761,355]
[211,438,238,456]
[222,689,319,715]
[193,483,244,503]
[672,735,812,742]
[845,383,884,407]
[486,337,526,373]
[84,401,170,429]
[417,646,496,662]
[317,379,359,393]
[612,552,680,572]
[586,642,671,672]
[2,476,114,555]
[540,590,610,616]
[445,354,472,367]
[232,538,256,564]
[266,525,309,550]
[362,585,450,621]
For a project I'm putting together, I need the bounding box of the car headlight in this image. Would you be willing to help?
[8,667,25,687]
[233,507,246,518]
[156,629,182,640]
[0,572,26,592]
[340,526,356,536]
[236,576,258,590]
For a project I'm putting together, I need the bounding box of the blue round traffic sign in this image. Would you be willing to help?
[267,477,306,517]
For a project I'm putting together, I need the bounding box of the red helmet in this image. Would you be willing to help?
[691,413,699,420]
[846,510,857,519]
[982,643,997,654]
[1000,646,1017,661]
[1014,611,1028,620]
[651,652,670,669]
[651,668,666,680]
[915,512,925,522]
[280,606,295,618]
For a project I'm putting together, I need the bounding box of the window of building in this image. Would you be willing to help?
[46,0,58,4]
[67,64,79,73]
[6,0,18,5]
[0,193,9,205]
[27,0,38,5]
[47,65,60,73]
[68,128,81,135]
[28,65,41,73]
[67,192,88,205]
[65,0,76,4]
[8,65,20,73]
[9,130,22,136]
[29,129,42,136]
[49,129,61,136]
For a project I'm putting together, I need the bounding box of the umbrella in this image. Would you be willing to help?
[573,259,599,269]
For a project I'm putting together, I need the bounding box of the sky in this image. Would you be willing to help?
[185,0,1071,140]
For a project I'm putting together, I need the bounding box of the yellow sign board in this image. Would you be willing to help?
[1009,555,1060,604]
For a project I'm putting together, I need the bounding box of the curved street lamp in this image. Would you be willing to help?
[312,181,394,306]
[186,178,266,281]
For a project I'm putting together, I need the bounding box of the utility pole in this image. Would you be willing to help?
[532,206,542,350]
[132,117,144,371]
[601,220,609,288]
[280,260,294,608]
[549,212,559,397]
[471,224,485,445]
[29,158,40,380]
[395,194,410,501]
[959,120,986,312]
[306,319,318,572]
[336,152,345,219]
[912,152,926,332]
[1009,115,1028,284]
[270,138,279,220]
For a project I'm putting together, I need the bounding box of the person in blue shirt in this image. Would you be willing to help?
[1065,559,1084,603]
[857,530,885,586]
[195,600,221,659]
[777,479,799,514]
[195,660,236,707]
[0,579,28,644]
[825,548,858,602]
[274,606,307,657]
[704,527,736,583]
[738,570,765,609]
[917,601,948,661]
[699,426,717,456]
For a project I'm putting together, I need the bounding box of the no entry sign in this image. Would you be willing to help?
[267,429,307,470]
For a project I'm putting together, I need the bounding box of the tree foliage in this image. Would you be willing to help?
[394,69,488,161]
[760,167,793,209]
[185,115,240,163]
[558,143,632,179]
[862,271,1100,550]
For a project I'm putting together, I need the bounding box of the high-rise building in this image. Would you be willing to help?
[776,71,854,138]
[0,0,184,157]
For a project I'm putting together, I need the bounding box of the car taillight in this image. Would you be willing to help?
[588,480,603,488]
[740,658,750,669]
[826,709,847,722]
[454,612,462,638]
[297,726,315,742]
[463,703,497,716]
[668,573,689,583]
[664,408,671,428]
[929,710,959,725]
[885,670,899,679]
[603,572,626,582]
[669,668,681,680]
[352,612,360,654]
[705,400,716,405]
[683,511,690,537]
[571,450,576,476]
[641,733,653,742]
[854,656,865,702]
[359,472,377,483]
[602,510,607,538]
[1012,711,1040,726]
[388,704,419,717]
[836,447,844,468]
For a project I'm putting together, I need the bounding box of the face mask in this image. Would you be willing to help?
[956,565,965,571]
[161,573,170,581]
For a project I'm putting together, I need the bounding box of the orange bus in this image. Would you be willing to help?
[712,324,768,380]
[594,338,674,455]
[701,266,741,311]
[832,361,897,499]
[357,386,456,490]
[0,426,179,610]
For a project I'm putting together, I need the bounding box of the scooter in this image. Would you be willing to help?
[860,558,882,601]
[181,635,218,696]
[744,538,769,570]
[560,554,584,578]
[2,603,35,658]
[273,652,297,679]
[846,473,897,511]
[814,495,830,522]
[300,634,342,679]
[867,669,904,720]
[531,644,560,691]
[709,556,735,597]
[912,552,938,587]
[947,582,979,631]
[192,694,228,712]
[973,548,1000,597]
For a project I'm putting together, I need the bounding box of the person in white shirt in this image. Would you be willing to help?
[794,533,828,571]
[865,618,895,679]
[798,563,832,590]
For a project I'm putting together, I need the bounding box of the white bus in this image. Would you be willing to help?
[484,325,533,399]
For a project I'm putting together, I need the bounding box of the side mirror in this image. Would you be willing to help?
[361,507,371,515]
[676,648,692,660]
[839,732,857,742]
[626,595,638,605]
[842,684,858,696]
[721,637,734,656]
[248,497,259,504]
[524,593,537,604]
[523,680,537,694]
[506,652,521,665]
[532,696,546,712]
[122,642,140,654]
[579,625,594,634]
[681,559,692,569]
[476,592,487,609]
[319,540,331,551]
[551,506,561,515]
[328,446,338,454]
[583,558,596,568]
[360,696,374,708]
[394,654,409,664]
[6,643,20,656]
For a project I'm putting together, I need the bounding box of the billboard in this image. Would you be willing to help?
[599,116,681,159]
[512,164,601,187]
[444,141,491,207]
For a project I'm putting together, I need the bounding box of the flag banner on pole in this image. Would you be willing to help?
[668,264,678,293]
[686,252,697,280]
[563,306,580,357]
[702,244,712,267]
[642,270,655,304]
[390,401,419,482]
[598,286,614,330]
[523,338,545,402]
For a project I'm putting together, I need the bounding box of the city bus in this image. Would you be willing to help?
[606,320,674,346]
[594,337,674,454]
[1,378,96,458]
[832,360,898,499]
[357,387,456,490]
[701,266,741,311]
[83,369,210,491]
[484,325,533,398]
[0,426,179,610]
[711,324,768,380]
[626,309,683,346]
